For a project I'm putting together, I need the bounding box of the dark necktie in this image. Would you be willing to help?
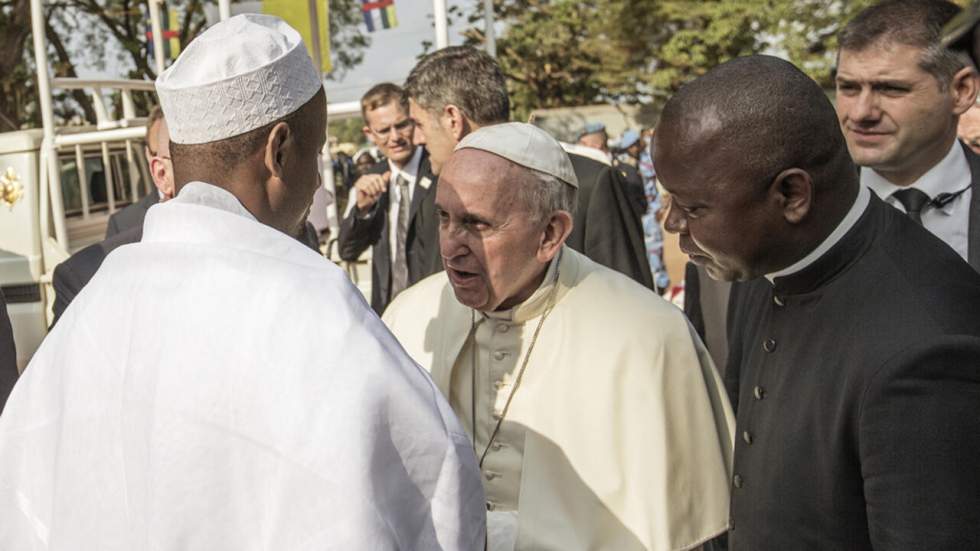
[391,175,410,298]
[892,188,931,226]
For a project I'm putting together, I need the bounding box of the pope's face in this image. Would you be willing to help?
[410,99,456,175]
[436,149,550,312]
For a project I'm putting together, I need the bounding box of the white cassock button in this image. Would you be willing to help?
[493,351,506,361]
[497,324,509,333]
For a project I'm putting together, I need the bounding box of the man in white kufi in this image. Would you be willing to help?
[383,122,735,550]
[0,14,485,549]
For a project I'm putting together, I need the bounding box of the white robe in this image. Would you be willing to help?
[384,246,735,551]
[0,182,485,550]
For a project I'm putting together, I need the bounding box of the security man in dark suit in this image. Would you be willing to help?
[105,106,174,239]
[405,46,654,290]
[0,289,17,411]
[836,0,980,271]
[338,83,439,314]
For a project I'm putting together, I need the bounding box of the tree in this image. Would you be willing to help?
[461,0,887,117]
[0,0,370,131]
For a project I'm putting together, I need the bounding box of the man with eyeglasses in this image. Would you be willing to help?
[51,107,175,325]
[338,82,440,314]
[105,106,175,239]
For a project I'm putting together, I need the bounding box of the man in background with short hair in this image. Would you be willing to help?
[105,106,173,238]
[51,107,175,324]
[405,46,655,289]
[337,83,438,314]
[836,0,980,271]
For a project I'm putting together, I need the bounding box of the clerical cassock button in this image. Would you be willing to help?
[773,295,785,307]
[733,474,744,488]
[496,323,509,333]
[763,339,777,353]
[742,431,753,445]
[493,351,506,361]
[486,501,496,511]
[753,386,766,400]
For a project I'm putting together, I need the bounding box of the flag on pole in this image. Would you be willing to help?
[263,0,332,73]
[361,0,398,32]
[146,6,182,60]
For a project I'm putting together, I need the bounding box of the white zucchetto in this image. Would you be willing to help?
[454,122,579,188]
[156,14,322,145]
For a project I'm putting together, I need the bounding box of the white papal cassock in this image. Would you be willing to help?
[0,182,485,550]
[384,246,735,551]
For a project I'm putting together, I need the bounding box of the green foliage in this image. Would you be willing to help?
[463,0,893,116]
[0,0,369,130]
[328,116,367,146]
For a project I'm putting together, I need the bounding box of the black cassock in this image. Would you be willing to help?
[725,193,980,550]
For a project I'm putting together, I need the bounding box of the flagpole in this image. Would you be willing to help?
[433,0,449,49]
[218,0,231,21]
[483,0,495,57]
[149,0,165,74]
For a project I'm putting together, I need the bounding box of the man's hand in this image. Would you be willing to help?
[354,171,390,210]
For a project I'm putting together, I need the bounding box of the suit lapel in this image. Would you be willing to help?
[960,142,980,271]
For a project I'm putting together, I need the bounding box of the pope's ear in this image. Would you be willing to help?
[264,121,292,179]
[537,210,573,263]
[771,168,813,225]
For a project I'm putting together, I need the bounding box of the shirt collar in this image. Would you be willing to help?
[766,184,870,282]
[172,181,257,221]
[483,250,562,324]
[861,140,970,215]
[388,147,423,184]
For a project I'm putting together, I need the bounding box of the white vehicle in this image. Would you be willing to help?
[0,78,156,371]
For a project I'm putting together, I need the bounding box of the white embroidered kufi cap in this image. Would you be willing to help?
[454,122,579,188]
[155,14,322,145]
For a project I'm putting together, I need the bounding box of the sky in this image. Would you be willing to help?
[324,0,478,104]
[74,0,479,106]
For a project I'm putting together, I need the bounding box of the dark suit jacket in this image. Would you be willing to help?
[338,150,440,314]
[0,288,17,412]
[565,153,654,290]
[52,225,143,326]
[105,191,158,239]
[725,195,980,549]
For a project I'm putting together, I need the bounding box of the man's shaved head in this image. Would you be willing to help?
[658,55,851,192]
[656,55,858,281]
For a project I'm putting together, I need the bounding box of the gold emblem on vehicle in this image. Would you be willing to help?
[0,167,24,209]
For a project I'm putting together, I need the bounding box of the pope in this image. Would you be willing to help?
[384,122,735,551]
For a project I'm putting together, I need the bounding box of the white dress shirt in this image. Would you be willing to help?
[344,147,423,261]
[862,141,972,262]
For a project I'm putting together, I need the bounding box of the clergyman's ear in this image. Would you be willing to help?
[771,168,813,225]
[537,210,574,263]
[264,121,292,180]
